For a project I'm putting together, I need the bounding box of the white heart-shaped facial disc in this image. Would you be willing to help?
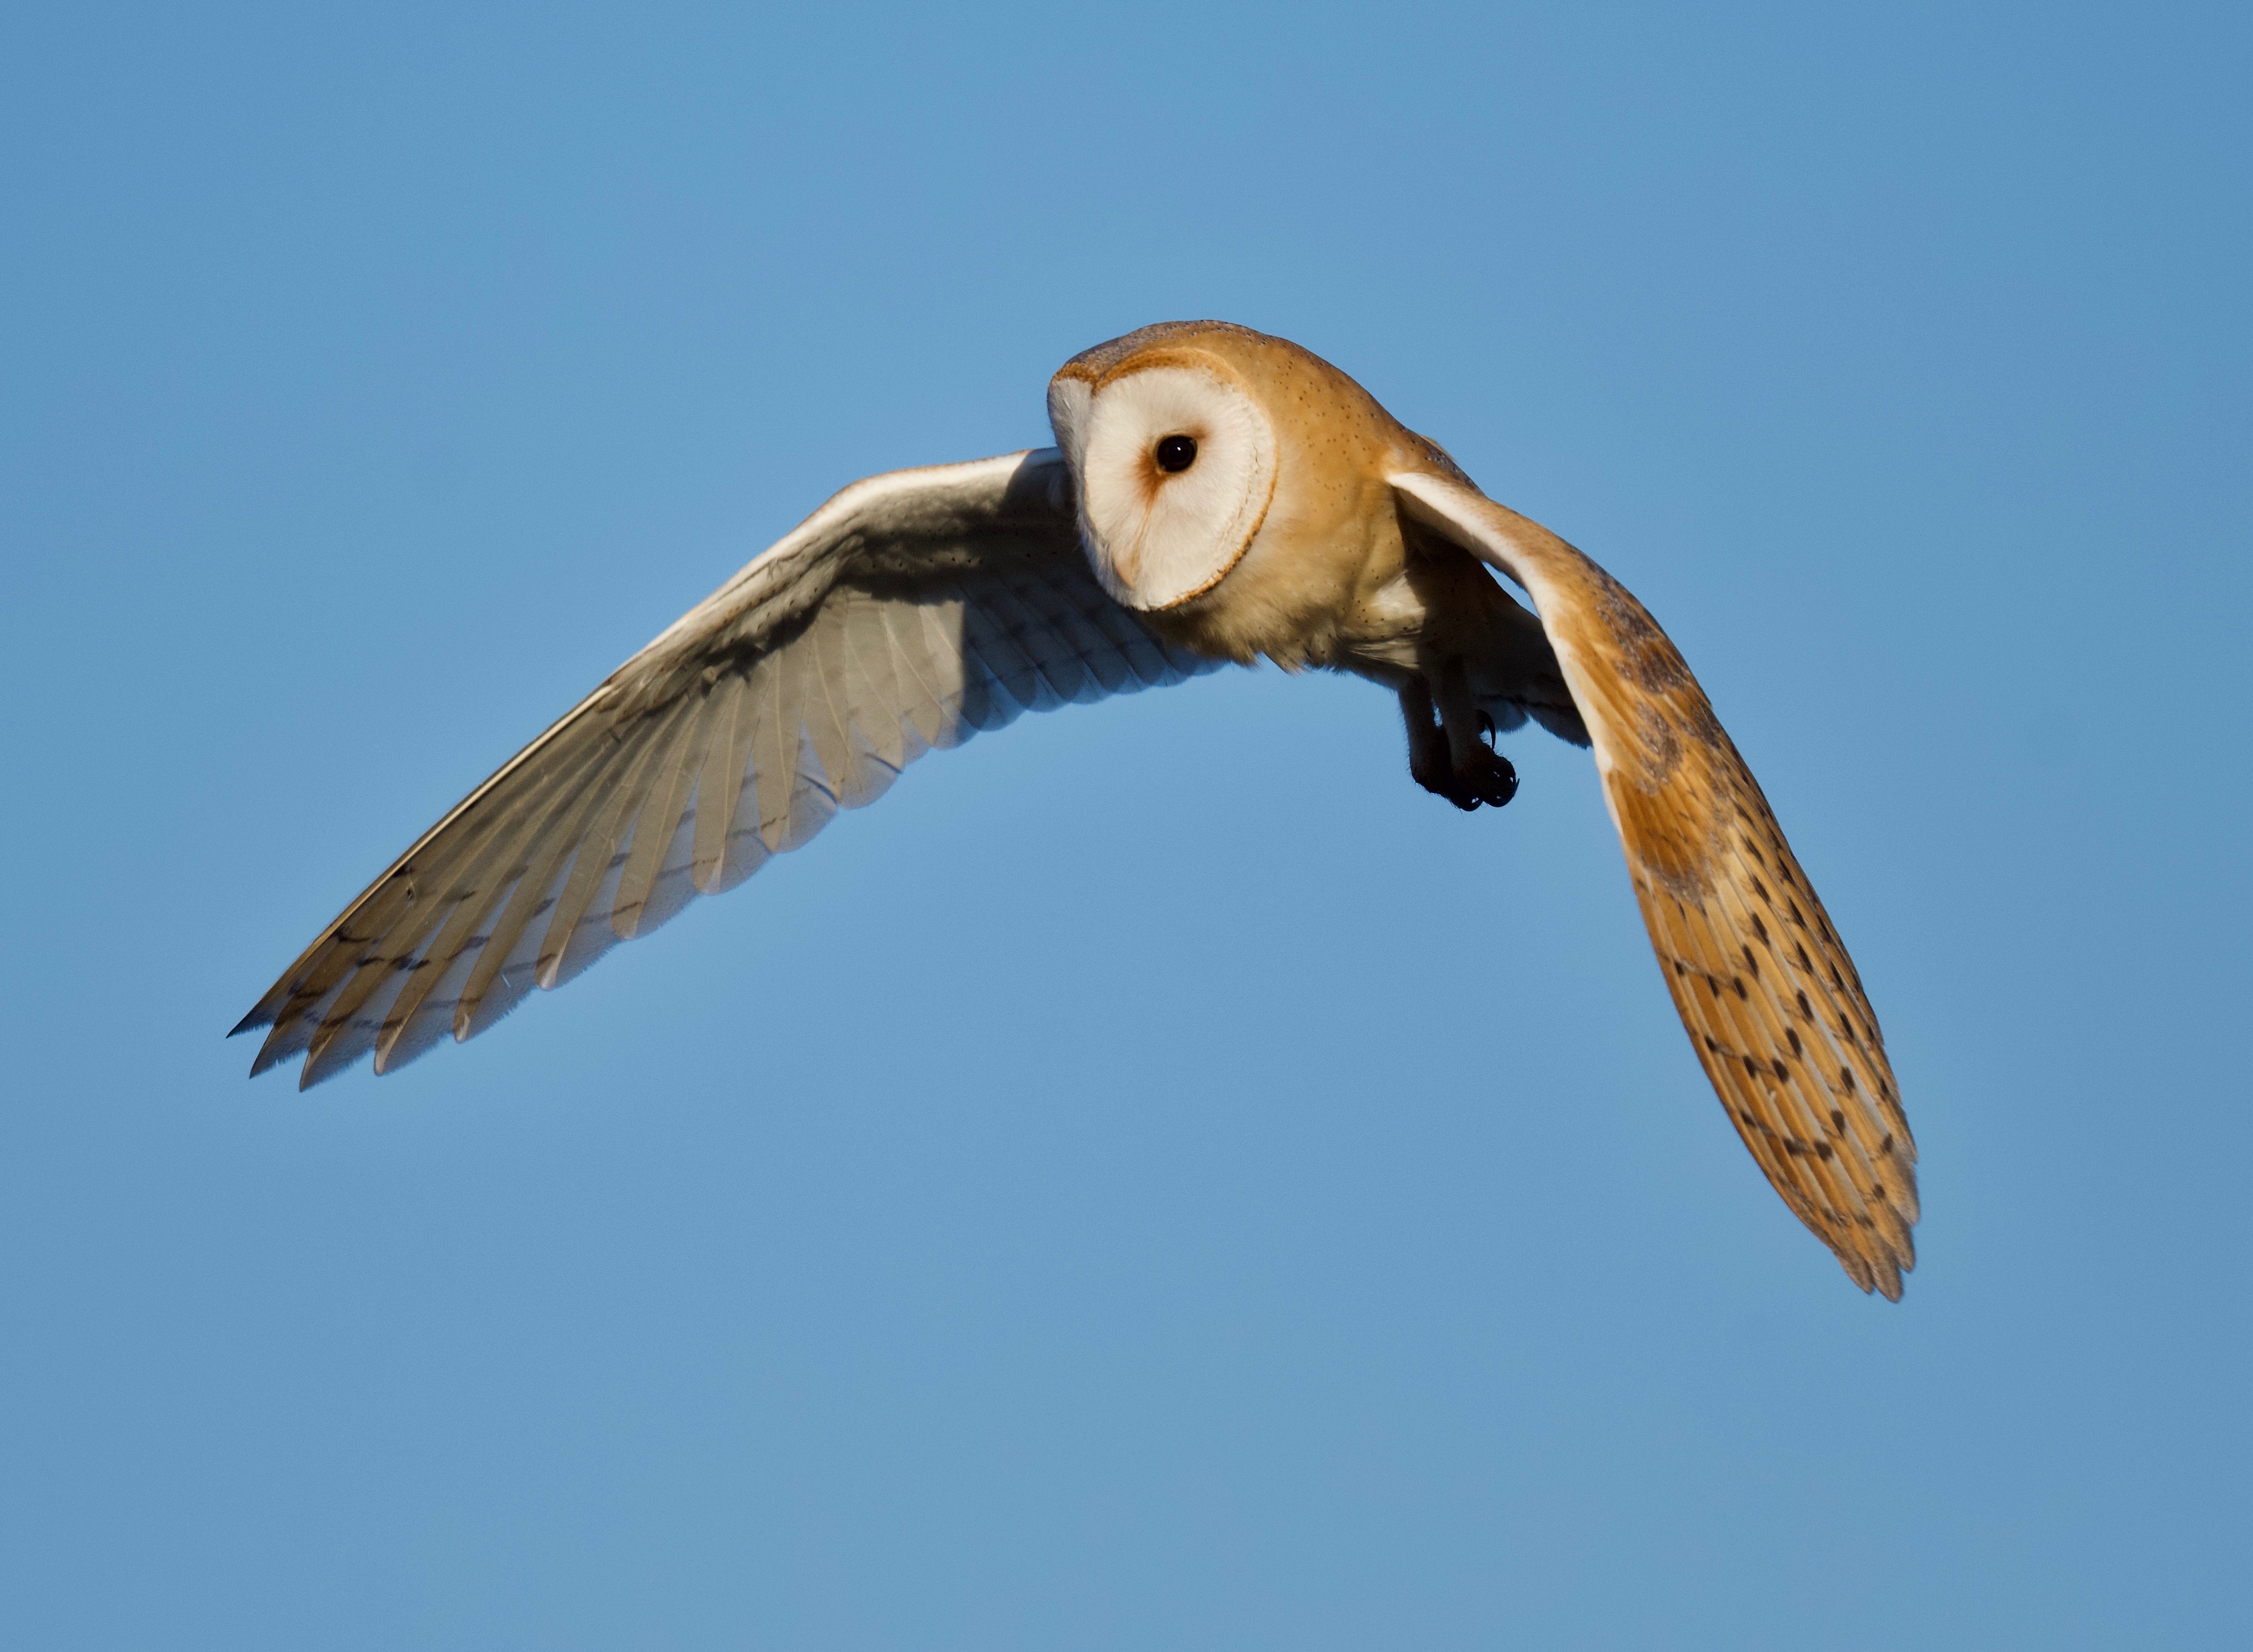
[1053,363,1277,611]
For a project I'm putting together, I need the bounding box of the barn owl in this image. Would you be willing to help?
[235,322,1918,1298]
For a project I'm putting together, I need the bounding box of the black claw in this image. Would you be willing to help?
[1413,736,1519,812]
[1453,750,1517,810]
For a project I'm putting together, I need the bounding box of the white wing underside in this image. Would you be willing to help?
[236,449,1216,1088]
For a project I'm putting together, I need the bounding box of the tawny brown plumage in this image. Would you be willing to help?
[237,320,1917,1298]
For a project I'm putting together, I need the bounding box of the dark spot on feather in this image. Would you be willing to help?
[1707,978,1722,998]
[1743,946,1760,978]
[1829,1108,1845,1133]
[1674,959,1688,975]
[1840,1066,1856,1093]
[1839,1013,1855,1042]
[1879,1078,1893,1102]
[1732,977,1748,1000]
[1595,580,1693,692]
[1857,1213,1875,1228]
[1869,1182,1883,1199]
[1743,1055,1761,1079]
[1751,913,1769,944]
[1880,1133,1894,1155]
[1787,898,1804,923]
[1785,1138,1804,1156]
[1788,1028,1804,1057]
[1739,1108,1758,1125]
[1796,990,1813,1019]
[1831,964,1846,992]
[1706,1036,1723,1053]
[1750,876,1769,903]
[1774,1058,1790,1080]
[1796,943,1812,970]
[1816,1141,1834,1161]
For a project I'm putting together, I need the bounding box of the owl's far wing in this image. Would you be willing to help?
[1390,468,1918,1299]
[235,448,1219,1089]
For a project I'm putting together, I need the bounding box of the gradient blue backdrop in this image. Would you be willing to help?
[4,3,2247,1646]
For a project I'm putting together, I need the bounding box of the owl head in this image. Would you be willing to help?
[1046,323,1280,612]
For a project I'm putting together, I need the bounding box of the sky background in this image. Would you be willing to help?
[3,2,2248,1646]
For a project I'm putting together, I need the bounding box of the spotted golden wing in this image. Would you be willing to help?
[1392,469,1919,1297]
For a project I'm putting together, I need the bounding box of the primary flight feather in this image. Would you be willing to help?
[236,321,1918,1298]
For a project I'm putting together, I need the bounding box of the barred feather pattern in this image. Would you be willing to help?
[1392,470,1919,1297]
[235,451,1216,1089]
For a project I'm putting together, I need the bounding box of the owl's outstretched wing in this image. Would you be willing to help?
[1391,469,1918,1298]
[235,448,1217,1089]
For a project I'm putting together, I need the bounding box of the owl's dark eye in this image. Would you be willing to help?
[1155,434,1198,474]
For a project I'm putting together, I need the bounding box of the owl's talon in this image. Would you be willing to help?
[1459,746,1518,809]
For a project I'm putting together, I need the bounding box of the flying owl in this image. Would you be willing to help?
[234,322,1918,1298]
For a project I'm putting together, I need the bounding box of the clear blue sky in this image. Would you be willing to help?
[4,3,2247,1646]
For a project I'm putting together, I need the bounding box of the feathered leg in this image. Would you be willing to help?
[1399,665,1517,810]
